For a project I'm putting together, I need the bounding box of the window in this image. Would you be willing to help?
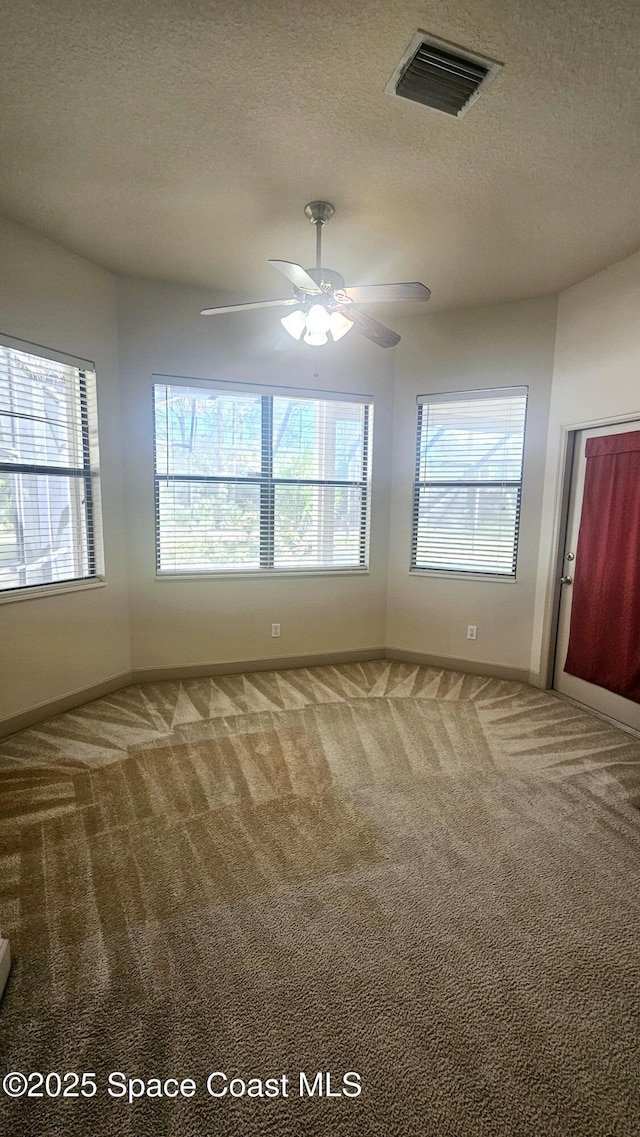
[153,381,372,574]
[0,336,101,594]
[411,386,528,576]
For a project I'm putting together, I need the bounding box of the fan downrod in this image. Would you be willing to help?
[304,202,334,268]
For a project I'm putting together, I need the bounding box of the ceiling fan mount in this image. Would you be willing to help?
[303,200,335,227]
[201,202,431,348]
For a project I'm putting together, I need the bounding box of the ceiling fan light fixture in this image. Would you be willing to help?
[329,311,353,341]
[280,309,306,340]
[282,305,348,347]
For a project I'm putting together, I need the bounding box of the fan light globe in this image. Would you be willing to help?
[280,309,306,340]
[329,311,353,341]
[305,304,331,335]
[303,330,329,346]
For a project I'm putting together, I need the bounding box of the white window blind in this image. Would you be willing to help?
[0,339,100,594]
[412,386,528,576]
[153,382,372,574]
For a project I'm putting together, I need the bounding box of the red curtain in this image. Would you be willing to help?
[564,430,640,703]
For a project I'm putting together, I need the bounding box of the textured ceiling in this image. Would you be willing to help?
[1,0,640,312]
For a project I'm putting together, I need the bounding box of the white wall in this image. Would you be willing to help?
[531,249,640,683]
[386,296,557,678]
[116,277,394,672]
[0,217,130,720]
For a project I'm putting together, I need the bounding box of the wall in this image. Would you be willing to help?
[0,217,130,721]
[117,278,394,672]
[386,296,557,679]
[531,248,640,684]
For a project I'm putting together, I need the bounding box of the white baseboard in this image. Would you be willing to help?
[385,648,530,684]
[0,653,385,738]
[0,938,10,1001]
[0,648,532,739]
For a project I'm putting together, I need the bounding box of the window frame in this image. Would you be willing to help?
[152,376,373,578]
[410,385,528,581]
[0,332,104,602]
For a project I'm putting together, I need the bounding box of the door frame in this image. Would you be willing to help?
[547,410,640,691]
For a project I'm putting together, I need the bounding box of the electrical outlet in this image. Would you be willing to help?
[467,625,477,641]
[271,623,281,638]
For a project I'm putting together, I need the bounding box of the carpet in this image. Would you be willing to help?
[0,660,639,1135]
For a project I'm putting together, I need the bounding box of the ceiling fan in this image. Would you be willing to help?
[200,201,431,348]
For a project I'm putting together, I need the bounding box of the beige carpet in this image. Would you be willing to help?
[0,660,639,1136]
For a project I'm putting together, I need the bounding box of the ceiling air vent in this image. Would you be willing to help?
[385,32,502,118]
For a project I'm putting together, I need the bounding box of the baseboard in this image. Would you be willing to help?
[384,648,530,684]
[0,651,386,738]
[0,938,11,1002]
[130,648,386,685]
[527,669,548,690]
[0,671,132,740]
[0,647,532,739]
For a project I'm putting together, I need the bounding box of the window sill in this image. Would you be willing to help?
[155,568,370,582]
[409,569,517,584]
[0,578,106,605]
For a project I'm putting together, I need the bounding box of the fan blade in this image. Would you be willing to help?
[269,260,321,294]
[201,298,299,315]
[341,282,431,304]
[336,304,400,348]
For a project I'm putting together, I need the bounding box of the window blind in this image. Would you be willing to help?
[153,382,372,574]
[0,340,99,593]
[412,386,528,576]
